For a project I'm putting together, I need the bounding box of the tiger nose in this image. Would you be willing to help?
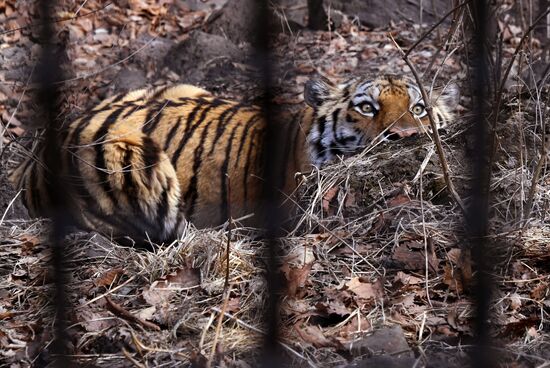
[388,127,419,138]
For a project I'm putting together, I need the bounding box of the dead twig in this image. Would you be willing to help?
[105,296,160,331]
[405,0,472,59]
[494,7,550,126]
[524,78,550,223]
[390,34,467,215]
[122,348,147,368]
[207,174,234,367]
[0,2,113,36]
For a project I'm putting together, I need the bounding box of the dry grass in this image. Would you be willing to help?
[1,1,549,367]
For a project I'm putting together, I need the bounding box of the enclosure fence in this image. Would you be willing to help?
[28,0,549,366]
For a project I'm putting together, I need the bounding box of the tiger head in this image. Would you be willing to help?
[304,74,460,166]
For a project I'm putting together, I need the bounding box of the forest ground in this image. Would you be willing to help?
[0,1,549,367]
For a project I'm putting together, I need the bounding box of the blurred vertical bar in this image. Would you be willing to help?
[468,1,495,367]
[36,0,72,366]
[252,1,285,367]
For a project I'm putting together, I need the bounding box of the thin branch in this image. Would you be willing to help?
[105,296,161,331]
[405,0,472,58]
[208,174,234,367]
[497,8,550,100]
[524,76,550,222]
[0,2,113,36]
[390,34,467,215]
[492,8,550,132]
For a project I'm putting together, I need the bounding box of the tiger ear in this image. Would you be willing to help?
[304,78,334,107]
[437,82,460,109]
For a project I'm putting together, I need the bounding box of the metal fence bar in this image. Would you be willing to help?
[251,0,285,366]
[36,0,72,366]
[467,1,495,367]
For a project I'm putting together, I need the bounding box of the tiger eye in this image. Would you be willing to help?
[412,104,425,115]
[361,103,375,114]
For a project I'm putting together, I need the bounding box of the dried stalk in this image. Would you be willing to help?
[208,173,234,367]
[390,34,467,215]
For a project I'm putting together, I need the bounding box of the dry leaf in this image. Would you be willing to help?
[143,266,201,306]
[94,268,124,288]
[447,248,462,264]
[530,282,548,300]
[345,277,384,301]
[443,264,463,294]
[136,306,156,321]
[436,325,458,337]
[394,271,423,285]
[315,300,350,318]
[392,244,439,273]
[322,186,339,215]
[338,315,371,339]
[387,193,410,207]
[19,235,41,254]
[526,326,540,339]
[225,297,241,313]
[509,293,522,311]
[344,190,357,208]
[281,262,313,298]
[80,308,115,333]
[500,316,540,338]
[295,325,344,350]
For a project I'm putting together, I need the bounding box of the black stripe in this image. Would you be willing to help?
[163,116,183,150]
[338,135,357,144]
[314,115,327,160]
[235,114,261,162]
[172,199,187,238]
[242,126,262,211]
[157,187,171,236]
[15,153,34,190]
[142,100,180,134]
[168,100,204,152]
[91,99,134,114]
[149,86,170,101]
[171,99,227,165]
[93,106,128,206]
[122,148,145,219]
[113,147,164,237]
[183,119,216,219]
[207,105,245,156]
[110,92,126,105]
[341,88,350,99]
[141,136,160,183]
[219,122,241,222]
[331,108,341,139]
[329,143,343,156]
[122,102,147,119]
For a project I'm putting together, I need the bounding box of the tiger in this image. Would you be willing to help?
[9,75,459,243]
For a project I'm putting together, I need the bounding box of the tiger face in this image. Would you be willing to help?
[304,75,459,166]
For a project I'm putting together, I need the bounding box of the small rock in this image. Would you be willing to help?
[348,325,413,358]
[113,69,147,93]
[347,355,417,368]
[164,30,242,84]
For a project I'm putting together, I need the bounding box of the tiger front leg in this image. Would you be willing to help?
[79,132,184,244]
